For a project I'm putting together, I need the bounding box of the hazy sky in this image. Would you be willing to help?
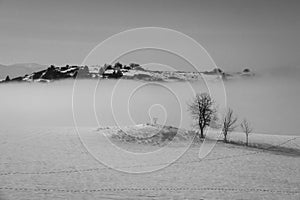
[0,0,299,72]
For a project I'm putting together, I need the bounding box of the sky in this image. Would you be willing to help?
[0,0,299,72]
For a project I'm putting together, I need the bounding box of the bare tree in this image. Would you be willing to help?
[222,108,238,143]
[240,119,253,146]
[152,117,158,125]
[188,93,216,139]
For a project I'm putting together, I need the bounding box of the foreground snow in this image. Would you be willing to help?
[0,126,299,200]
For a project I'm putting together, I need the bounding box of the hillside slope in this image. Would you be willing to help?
[0,63,47,79]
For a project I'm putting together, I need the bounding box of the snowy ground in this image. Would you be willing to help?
[0,126,299,200]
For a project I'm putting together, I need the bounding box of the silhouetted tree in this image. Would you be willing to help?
[240,119,253,146]
[222,108,238,143]
[5,75,10,82]
[114,62,122,69]
[105,65,113,70]
[243,68,250,73]
[188,93,216,139]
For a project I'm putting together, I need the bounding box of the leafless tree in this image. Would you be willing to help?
[222,108,238,143]
[240,119,253,146]
[152,117,158,125]
[188,93,216,139]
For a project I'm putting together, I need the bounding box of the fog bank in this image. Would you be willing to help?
[0,75,299,135]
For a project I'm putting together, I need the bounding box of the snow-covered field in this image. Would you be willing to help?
[0,126,299,200]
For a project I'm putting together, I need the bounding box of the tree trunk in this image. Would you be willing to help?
[246,135,248,146]
[199,127,204,139]
[224,131,228,143]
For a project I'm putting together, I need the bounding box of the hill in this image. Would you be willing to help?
[0,63,47,79]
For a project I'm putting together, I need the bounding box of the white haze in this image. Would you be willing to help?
[0,75,299,136]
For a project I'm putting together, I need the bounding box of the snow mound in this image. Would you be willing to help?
[98,124,195,145]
